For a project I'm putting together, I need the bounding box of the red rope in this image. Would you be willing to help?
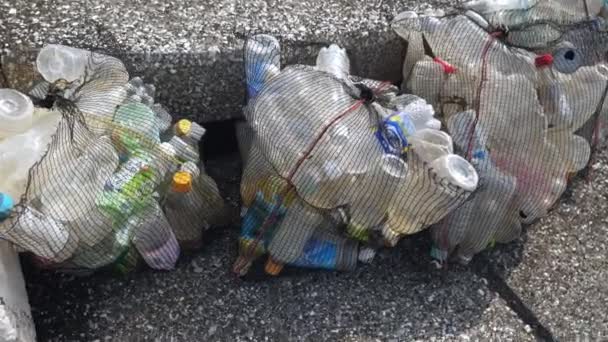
[467,31,502,161]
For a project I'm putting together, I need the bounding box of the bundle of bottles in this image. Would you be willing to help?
[392,0,608,264]
[234,35,479,275]
[1,0,606,277]
[0,45,224,274]
[235,0,608,275]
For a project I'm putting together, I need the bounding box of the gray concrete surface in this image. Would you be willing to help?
[1,0,459,123]
[0,241,35,342]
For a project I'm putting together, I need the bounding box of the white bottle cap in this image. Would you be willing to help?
[0,89,34,137]
[36,44,88,83]
[430,154,479,192]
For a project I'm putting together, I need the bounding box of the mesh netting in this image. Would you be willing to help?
[391,0,608,264]
[234,35,480,276]
[0,45,224,274]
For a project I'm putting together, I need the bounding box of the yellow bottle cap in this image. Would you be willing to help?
[176,119,192,136]
[172,171,193,193]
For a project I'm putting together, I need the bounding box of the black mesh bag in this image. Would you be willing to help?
[0,45,224,274]
[392,0,608,265]
[234,35,479,276]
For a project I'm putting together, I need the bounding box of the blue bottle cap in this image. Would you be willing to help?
[0,192,15,221]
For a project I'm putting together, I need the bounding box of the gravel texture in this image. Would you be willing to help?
[1,0,460,122]
[487,143,608,341]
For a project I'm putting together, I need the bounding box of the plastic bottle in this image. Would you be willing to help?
[163,163,209,249]
[430,154,479,192]
[409,129,454,163]
[316,44,351,80]
[98,144,175,222]
[385,154,478,241]
[39,135,119,219]
[398,98,441,131]
[2,206,78,263]
[36,44,88,83]
[166,119,206,149]
[265,199,321,275]
[347,154,409,239]
[245,34,281,98]
[153,104,174,135]
[235,176,294,275]
[0,107,62,200]
[69,219,133,270]
[113,102,161,146]
[434,159,517,264]
[0,89,34,139]
[290,229,359,271]
[130,199,180,270]
[167,136,200,164]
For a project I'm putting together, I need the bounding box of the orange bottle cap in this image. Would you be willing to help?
[172,171,193,193]
[264,257,284,276]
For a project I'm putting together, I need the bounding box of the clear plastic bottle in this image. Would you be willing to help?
[167,136,200,164]
[163,163,209,249]
[409,129,454,163]
[385,153,478,241]
[98,144,175,223]
[0,107,62,200]
[70,218,133,270]
[130,199,180,270]
[3,206,78,263]
[245,34,281,98]
[316,44,351,80]
[40,135,119,219]
[113,102,161,145]
[437,159,517,263]
[36,44,88,83]
[0,89,34,139]
[265,199,322,275]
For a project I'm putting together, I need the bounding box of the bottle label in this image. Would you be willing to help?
[292,237,338,270]
[99,155,158,221]
[375,112,415,156]
[240,191,287,249]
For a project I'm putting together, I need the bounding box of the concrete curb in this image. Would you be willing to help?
[0,0,458,123]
